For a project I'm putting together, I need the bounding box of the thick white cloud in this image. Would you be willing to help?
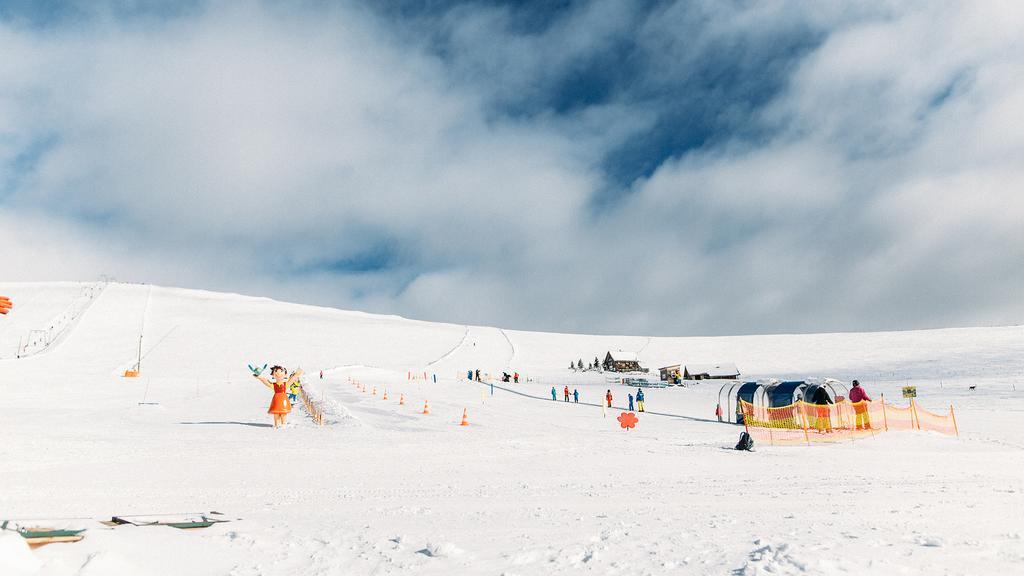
[1,1,1022,335]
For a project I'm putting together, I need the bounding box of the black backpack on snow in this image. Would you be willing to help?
[735,431,754,451]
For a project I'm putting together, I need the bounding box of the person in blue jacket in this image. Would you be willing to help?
[551,386,557,401]
[636,388,646,412]
[628,393,635,411]
[573,389,579,403]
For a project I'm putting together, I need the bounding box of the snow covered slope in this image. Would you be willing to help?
[1,282,1022,575]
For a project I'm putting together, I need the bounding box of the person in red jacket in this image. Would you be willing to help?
[563,385,570,402]
[605,389,613,408]
[848,380,872,430]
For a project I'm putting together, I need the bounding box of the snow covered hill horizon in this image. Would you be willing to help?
[2,281,1022,575]
[2,281,1022,384]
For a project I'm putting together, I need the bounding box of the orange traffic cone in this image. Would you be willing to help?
[372,386,377,396]
[383,390,389,400]
[460,408,469,426]
[399,394,405,405]
[422,400,430,415]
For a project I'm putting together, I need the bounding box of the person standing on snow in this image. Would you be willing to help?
[636,388,645,412]
[551,386,557,401]
[848,380,872,430]
[573,389,579,403]
[605,389,613,408]
[811,386,834,432]
[514,372,519,383]
[628,393,635,412]
[564,386,570,402]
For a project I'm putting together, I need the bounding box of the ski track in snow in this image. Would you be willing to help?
[499,328,516,368]
[425,325,470,368]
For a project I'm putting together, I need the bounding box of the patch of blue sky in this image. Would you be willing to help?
[295,243,399,275]
[925,69,972,112]
[1,133,59,200]
[0,0,202,28]
[373,0,576,33]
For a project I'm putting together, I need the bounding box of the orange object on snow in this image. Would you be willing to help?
[422,400,430,414]
[460,408,469,426]
[617,412,639,430]
[399,394,405,405]
[268,382,292,415]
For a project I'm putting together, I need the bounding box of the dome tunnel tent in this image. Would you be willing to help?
[766,380,850,407]
[718,379,852,425]
[717,381,767,424]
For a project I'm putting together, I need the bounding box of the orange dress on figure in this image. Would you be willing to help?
[268,382,292,414]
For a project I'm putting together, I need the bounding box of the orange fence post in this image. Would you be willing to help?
[911,398,920,430]
[880,395,888,431]
[950,404,959,437]
[798,401,810,446]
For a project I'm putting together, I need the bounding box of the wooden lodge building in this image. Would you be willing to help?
[603,351,644,373]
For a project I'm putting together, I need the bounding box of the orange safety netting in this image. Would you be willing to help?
[915,403,959,436]
[740,398,958,446]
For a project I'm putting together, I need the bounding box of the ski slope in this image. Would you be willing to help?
[1,282,1022,575]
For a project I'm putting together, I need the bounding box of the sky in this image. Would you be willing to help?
[1,0,1022,336]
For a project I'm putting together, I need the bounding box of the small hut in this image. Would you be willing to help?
[683,363,740,380]
[658,364,681,382]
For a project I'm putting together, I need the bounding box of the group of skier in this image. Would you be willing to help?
[550,385,648,412]
[804,379,874,432]
[470,369,520,383]
[551,385,580,402]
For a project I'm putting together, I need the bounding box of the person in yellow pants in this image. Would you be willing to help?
[848,380,873,430]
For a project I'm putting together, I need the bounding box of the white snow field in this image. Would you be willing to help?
[1,282,1022,575]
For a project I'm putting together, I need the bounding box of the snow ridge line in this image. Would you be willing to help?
[425,325,470,367]
[499,328,516,368]
[636,336,651,355]
[467,379,719,424]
